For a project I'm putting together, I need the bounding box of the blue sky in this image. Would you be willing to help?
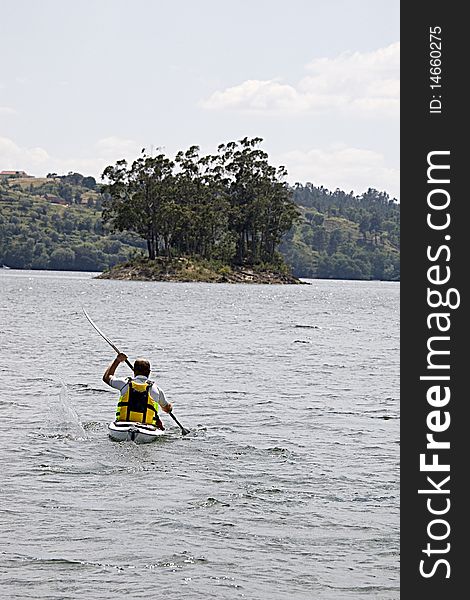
[0,0,399,197]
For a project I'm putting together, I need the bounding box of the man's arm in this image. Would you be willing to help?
[153,387,173,413]
[103,353,128,385]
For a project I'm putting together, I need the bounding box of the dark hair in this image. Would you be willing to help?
[133,358,151,377]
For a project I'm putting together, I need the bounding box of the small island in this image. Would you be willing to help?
[97,257,303,284]
[99,138,301,284]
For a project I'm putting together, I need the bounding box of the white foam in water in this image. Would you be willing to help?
[56,381,87,439]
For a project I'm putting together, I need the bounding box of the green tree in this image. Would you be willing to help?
[82,176,97,189]
[102,153,175,260]
[327,229,343,255]
[3,240,34,268]
[49,247,76,270]
[214,137,298,265]
[359,216,370,241]
[311,226,328,252]
[73,243,104,270]
[102,139,298,268]
[369,213,383,245]
[32,251,50,270]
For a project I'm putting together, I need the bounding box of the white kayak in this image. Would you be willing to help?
[108,421,165,444]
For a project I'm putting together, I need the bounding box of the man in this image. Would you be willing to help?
[103,353,172,430]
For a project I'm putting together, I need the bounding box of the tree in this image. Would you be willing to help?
[311,226,328,252]
[369,213,383,245]
[102,153,175,259]
[317,252,371,280]
[32,251,50,270]
[172,146,230,259]
[64,172,84,186]
[82,176,96,189]
[49,247,76,270]
[213,137,299,265]
[327,228,343,255]
[359,216,370,241]
[3,240,34,268]
[73,243,104,270]
[58,183,73,203]
[101,139,299,268]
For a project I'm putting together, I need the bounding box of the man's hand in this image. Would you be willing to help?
[162,403,173,413]
[103,353,128,384]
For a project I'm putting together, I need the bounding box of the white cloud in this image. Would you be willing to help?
[203,42,399,118]
[95,136,142,159]
[203,79,312,112]
[0,135,144,179]
[0,136,50,170]
[0,106,18,115]
[277,145,399,198]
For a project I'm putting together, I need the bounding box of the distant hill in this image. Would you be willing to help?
[0,173,399,280]
[0,173,145,270]
[282,184,400,280]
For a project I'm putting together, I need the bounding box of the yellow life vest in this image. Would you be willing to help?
[115,378,158,426]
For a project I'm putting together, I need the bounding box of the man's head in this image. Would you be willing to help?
[133,358,151,377]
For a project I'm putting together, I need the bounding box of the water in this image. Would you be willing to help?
[0,270,399,599]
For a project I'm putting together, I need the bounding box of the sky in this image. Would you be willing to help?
[0,0,399,198]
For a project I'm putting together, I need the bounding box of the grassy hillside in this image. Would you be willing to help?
[281,186,400,280]
[0,175,400,280]
[0,175,145,270]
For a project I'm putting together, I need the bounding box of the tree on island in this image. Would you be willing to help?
[101,138,299,268]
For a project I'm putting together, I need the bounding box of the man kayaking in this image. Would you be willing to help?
[103,353,173,430]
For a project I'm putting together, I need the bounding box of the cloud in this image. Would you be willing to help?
[203,79,312,112]
[0,106,18,115]
[203,42,399,118]
[95,136,142,159]
[0,135,143,179]
[276,144,399,198]
[0,136,49,169]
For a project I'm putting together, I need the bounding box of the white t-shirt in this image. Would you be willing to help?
[108,374,169,409]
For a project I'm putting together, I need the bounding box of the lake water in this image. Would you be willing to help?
[0,270,399,599]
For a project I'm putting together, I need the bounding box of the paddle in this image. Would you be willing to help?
[167,412,190,436]
[83,308,190,436]
[83,308,134,370]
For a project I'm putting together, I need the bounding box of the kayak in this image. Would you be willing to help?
[108,421,165,444]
